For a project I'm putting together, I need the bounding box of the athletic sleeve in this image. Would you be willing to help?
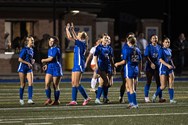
[109,46,114,58]
[122,48,128,61]
[158,48,163,60]
[137,48,142,61]
[144,45,150,57]
[90,47,95,54]
[51,48,58,58]
[19,48,26,59]
[94,45,100,56]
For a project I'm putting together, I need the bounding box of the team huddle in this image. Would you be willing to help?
[17,22,176,109]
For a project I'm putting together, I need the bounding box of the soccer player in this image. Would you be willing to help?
[18,36,35,105]
[152,37,176,104]
[41,36,63,105]
[66,22,91,106]
[144,34,166,103]
[85,38,101,92]
[115,36,142,108]
[104,34,115,103]
[119,32,135,103]
[94,33,115,104]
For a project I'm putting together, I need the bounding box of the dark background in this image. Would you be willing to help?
[1,0,187,42]
[95,0,188,72]
[96,0,187,42]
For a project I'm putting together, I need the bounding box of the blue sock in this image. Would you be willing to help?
[54,90,60,101]
[168,88,174,100]
[45,87,51,99]
[144,84,150,97]
[131,92,137,105]
[19,88,24,100]
[96,87,103,99]
[28,86,33,99]
[103,86,109,99]
[72,87,78,101]
[127,92,132,104]
[77,85,88,99]
[157,85,162,98]
[155,87,162,97]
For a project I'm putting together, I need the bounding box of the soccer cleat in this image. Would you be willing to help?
[103,98,110,104]
[127,103,134,109]
[19,99,24,105]
[50,100,60,105]
[119,97,125,103]
[130,105,139,109]
[145,97,151,103]
[152,94,157,103]
[82,97,91,106]
[159,98,166,103]
[95,98,102,104]
[66,101,78,106]
[27,99,35,104]
[44,99,52,105]
[170,100,177,104]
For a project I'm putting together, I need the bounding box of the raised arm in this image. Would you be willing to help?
[70,22,78,40]
[66,23,75,42]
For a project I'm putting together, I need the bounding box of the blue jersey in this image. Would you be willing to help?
[46,46,63,77]
[159,47,173,75]
[109,45,114,58]
[94,44,113,73]
[119,43,129,72]
[123,46,142,79]
[72,40,87,72]
[17,47,34,74]
[144,44,161,71]
[121,43,129,60]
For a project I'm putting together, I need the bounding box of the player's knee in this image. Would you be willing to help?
[20,83,25,88]
[160,85,166,90]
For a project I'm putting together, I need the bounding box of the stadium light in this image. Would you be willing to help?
[71,10,80,15]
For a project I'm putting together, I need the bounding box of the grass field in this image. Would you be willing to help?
[0,80,188,125]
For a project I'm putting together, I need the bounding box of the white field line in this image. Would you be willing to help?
[25,123,53,125]
[0,121,22,124]
[0,113,188,121]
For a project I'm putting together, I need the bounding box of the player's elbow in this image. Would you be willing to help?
[18,58,22,62]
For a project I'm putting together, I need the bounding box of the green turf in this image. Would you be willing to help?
[0,81,188,125]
